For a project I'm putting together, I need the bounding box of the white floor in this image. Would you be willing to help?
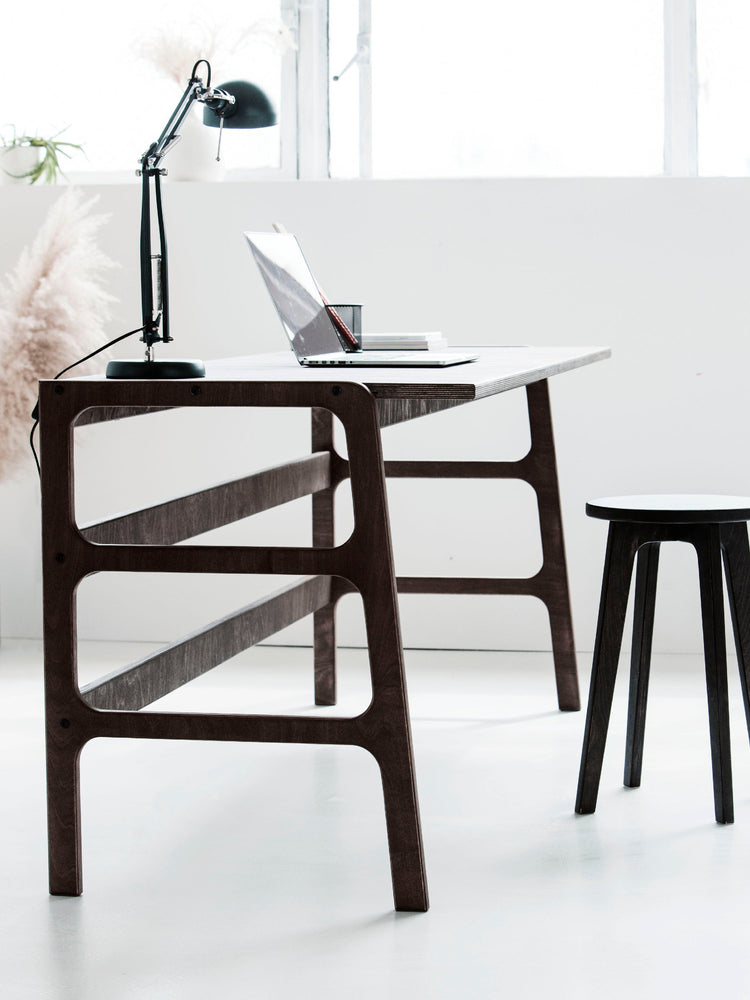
[3,639,750,999]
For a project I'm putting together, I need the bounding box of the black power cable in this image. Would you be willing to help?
[29,325,144,476]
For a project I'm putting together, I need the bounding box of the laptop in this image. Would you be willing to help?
[244,231,478,367]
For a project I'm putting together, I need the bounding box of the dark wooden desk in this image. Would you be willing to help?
[39,346,609,912]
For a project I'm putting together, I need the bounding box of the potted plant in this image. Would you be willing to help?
[0,127,84,184]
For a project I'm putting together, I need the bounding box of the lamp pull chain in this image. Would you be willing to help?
[215,118,225,161]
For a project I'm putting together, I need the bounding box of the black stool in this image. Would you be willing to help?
[575,494,750,824]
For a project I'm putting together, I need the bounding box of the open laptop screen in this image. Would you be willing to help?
[244,232,342,358]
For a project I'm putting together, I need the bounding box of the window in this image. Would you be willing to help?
[697,0,750,175]
[2,0,292,179]
[364,0,664,179]
[3,1,750,181]
[330,0,750,179]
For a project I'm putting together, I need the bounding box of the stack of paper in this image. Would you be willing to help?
[361,332,449,351]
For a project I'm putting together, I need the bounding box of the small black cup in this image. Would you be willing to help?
[325,304,362,351]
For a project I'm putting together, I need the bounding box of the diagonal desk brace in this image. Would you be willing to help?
[40,377,428,912]
[311,378,579,712]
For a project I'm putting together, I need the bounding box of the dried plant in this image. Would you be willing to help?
[0,188,116,477]
[134,17,296,86]
[233,19,297,56]
[134,21,223,86]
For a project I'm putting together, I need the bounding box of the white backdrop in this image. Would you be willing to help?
[1,177,749,654]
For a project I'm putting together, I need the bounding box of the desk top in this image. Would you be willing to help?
[58,347,609,430]
[199,346,610,401]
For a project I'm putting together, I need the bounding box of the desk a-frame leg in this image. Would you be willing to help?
[40,378,427,912]
[341,393,429,910]
[40,389,84,897]
[312,379,580,712]
[310,395,428,908]
[524,379,580,711]
[312,407,340,706]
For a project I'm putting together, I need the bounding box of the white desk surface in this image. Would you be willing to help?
[198,346,610,401]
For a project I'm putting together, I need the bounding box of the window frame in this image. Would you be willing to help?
[44,0,711,184]
[663,0,698,176]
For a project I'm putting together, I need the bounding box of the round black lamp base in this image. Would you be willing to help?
[106,359,206,379]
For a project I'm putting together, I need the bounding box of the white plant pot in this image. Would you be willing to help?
[0,145,41,183]
[164,109,225,182]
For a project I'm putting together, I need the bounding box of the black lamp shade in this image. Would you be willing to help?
[203,80,276,129]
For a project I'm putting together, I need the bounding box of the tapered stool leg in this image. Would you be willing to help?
[575,522,638,814]
[694,527,733,824]
[721,522,750,742]
[624,542,660,787]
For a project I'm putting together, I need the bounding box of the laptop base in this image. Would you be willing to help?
[301,351,478,368]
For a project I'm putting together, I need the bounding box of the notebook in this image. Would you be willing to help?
[244,231,478,368]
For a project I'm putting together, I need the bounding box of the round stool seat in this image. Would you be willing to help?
[586,494,750,524]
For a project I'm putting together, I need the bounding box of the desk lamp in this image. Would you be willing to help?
[106,59,276,379]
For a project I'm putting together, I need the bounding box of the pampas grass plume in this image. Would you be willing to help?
[0,188,116,477]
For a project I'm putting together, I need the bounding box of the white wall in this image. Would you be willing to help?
[1,178,749,654]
